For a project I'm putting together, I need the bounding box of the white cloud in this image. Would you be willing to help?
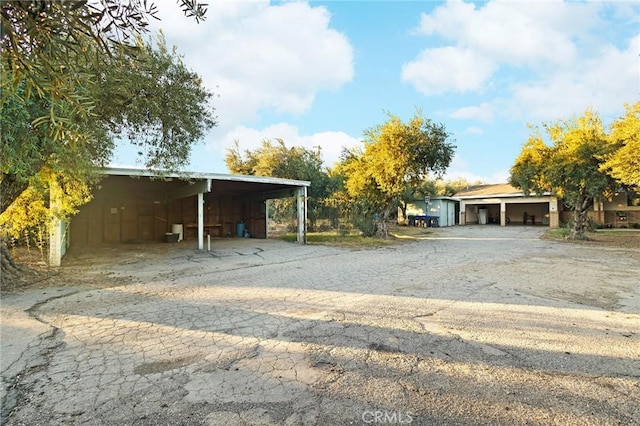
[402,47,495,95]
[450,103,493,122]
[416,0,597,68]
[404,0,637,124]
[309,131,363,168]
[462,126,483,135]
[509,34,640,122]
[151,0,354,129]
[208,123,361,169]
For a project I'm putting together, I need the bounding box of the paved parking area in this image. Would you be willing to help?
[1,226,639,425]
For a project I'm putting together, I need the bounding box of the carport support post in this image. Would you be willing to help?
[265,199,270,239]
[197,192,204,250]
[49,217,63,266]
[296,186,307,244]
[48,179,63,266]
[500,201,507,227]
[549,198,559,228]
[459,202,467,226]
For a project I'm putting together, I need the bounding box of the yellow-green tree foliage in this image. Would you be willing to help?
[509,108,617,239]
[226,139,338,230]
[0,167,93,249]
[1,0,210,278]
[601,101,640,189]
[339,111,455,236]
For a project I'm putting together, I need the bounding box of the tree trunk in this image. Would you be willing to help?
[1,175,32,289]
[0,173,29,215]
[1,239,25,289]
[376,204,392,238]
[399,201,407,224]
[570,195,592,240]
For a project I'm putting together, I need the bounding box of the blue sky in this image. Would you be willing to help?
[111,0,639,183]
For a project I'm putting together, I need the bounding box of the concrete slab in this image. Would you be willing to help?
[1,227,639,425]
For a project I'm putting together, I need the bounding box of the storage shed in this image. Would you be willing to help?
[428,197,459,227]
[49,168,310,266]
[401,196,459,227]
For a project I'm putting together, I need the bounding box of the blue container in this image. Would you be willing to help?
[236,221,245,237]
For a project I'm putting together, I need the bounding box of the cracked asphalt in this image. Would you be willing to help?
[1,226,639,425]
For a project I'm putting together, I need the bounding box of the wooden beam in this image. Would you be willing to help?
[167,179,211,201]
[261,188,298,199]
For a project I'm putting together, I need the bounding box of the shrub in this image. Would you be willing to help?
[353,216,376,237]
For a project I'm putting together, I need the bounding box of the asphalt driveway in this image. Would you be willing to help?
[1,226,639,425]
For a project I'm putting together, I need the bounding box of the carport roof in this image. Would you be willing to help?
[101,167,310,200]
[102,167,310,187]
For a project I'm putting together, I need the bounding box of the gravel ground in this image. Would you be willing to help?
[1,225,639,425]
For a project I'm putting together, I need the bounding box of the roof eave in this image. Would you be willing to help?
[100,167,311,187]
[456,192,553,199]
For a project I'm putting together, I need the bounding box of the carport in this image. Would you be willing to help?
[50,168,310,266]
[456,184,558,227]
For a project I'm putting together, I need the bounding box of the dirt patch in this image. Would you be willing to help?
[588,231,640,249]
[1,247,59,294]
[0,243,167,294]
[543,229,640,249]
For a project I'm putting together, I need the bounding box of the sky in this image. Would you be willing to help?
[111,0,640,183]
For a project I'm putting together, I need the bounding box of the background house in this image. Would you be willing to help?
[455,184,559,227]
[564,190,640,228]
[455,184,640,229]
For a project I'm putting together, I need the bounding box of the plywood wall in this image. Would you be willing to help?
[71,176,268,244]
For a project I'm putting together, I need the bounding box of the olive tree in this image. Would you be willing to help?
[509,109,618,239]
[226,139,335,231]
[1,32,216,281]
[600,102,640,190]
[338,110,455,237]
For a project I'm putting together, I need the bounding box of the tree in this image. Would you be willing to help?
[1,1,214,283]
[2,32,216,215]
[0,72,111,213]
[93,32,217,170]
[1,33,216,283]
[1,0,214,214]
[600,101,640,190]
[226,139,335,230]
[338,111,455,236]
[509,108,617,239]
[1,0,208,116]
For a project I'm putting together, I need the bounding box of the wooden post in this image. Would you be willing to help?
[265,199,270,239]
[297,187,307,244]
[48,179,63,266]
[459,201,467,226]
[549,198,559,228]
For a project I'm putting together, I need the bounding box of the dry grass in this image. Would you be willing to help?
[275,223,438,248]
